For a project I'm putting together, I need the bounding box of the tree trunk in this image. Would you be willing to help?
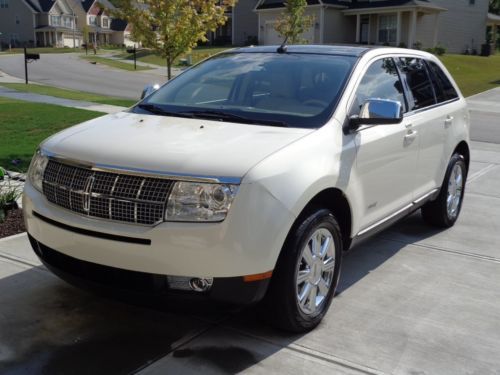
[167,57,172,80]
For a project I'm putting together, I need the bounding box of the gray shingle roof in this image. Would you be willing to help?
[25,0,57,12]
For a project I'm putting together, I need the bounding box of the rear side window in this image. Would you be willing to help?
[397,58,436,111]
[350,57,407,116]
[427,61,459,102]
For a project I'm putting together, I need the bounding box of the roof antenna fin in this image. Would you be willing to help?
[277,36,288,53]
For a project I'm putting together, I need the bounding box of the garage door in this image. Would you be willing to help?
[263,21,314,45]
[63,36,79,48]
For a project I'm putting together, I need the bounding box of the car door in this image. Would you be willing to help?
[396,57,460,198]
[350,57,419,230]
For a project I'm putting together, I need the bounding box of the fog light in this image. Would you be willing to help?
[189,278,213,292]
[167,276,213,292]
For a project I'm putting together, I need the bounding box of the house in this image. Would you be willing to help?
[0,0,79,48]
[68,0,119,47]
[254,0,491,53]
[208,0,260,46]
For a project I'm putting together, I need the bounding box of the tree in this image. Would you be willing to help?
[112,0,236,79]
[274,0,314,45]
[490,0,500,14]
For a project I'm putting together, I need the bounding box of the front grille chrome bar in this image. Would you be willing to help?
[42,160,174,226]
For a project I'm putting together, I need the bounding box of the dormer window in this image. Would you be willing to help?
[102,17,109,28]
[89,15,97,25]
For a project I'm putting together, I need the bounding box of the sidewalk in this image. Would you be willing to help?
[0,85,126,114]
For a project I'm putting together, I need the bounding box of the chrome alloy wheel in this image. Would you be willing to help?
[447,163,463,220]
[295,228,336,315]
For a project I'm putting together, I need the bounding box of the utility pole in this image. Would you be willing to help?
[72,11,76,49]
[134,44,136,70]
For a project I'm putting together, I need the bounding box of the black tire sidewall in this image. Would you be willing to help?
[267,209,343,332]
[441,154,467,226]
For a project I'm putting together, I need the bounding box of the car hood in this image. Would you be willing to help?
[42,111,313,181]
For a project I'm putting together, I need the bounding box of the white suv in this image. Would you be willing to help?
[24,46,469,332]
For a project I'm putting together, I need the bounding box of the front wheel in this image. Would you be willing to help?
[263,209,343,332]
[421,153,467,228]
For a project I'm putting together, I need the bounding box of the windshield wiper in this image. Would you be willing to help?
[136,103,194,118]
[179,110,289,127]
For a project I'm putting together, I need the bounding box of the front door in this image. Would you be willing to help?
[350,57,419,230]
[360,16,370,44]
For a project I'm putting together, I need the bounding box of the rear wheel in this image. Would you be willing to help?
[421,153,467,228]
[263,209,342,332]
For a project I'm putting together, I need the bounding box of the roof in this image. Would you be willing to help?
[228,44,375,57]
[81,0,115,12]
[110,18,128,31]
[256,0,436,11]
[24,0,57,12]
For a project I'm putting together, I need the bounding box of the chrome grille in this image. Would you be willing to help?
[42,160,173,225]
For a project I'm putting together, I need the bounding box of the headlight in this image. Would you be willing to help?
[28,149,49,192]
[165,182,238,222]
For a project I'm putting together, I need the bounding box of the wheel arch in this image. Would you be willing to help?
[453,141,470,169]
[287,188,353,253]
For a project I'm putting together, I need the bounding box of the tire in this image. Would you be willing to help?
[421,153,467,228]
[263,209,343,333]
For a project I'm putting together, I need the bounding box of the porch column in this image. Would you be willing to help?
[432,13,440,46]
[396,11,402,46]
[409,9,417,48]
[355,14,361,43]
[43,32,47,46]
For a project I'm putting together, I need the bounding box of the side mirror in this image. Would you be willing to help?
[349,99,403,131]
[141,83,160,99]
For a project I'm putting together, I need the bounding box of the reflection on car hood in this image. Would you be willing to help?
[42,112,314,181]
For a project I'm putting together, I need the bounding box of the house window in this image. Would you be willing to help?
[51,15,61,26]
[63,16,73,28]
[378,14,397,44]
[0,0,8,9]
[102,17,109,28]
[88,16,97,25]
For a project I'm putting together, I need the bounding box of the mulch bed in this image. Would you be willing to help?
[0,209,26,239]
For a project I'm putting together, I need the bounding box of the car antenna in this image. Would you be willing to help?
[277,36,288,53]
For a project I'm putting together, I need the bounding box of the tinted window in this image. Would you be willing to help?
[427,61,459,102]
[398,58,436,110]
[139,53,356,128]
[350,58,406,116]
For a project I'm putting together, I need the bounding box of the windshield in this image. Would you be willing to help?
[135,52,357,128]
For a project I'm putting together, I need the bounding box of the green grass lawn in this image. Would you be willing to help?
[115,46,230,67]
[0,83,136,107]
[439,54,500,97]
[80,55,152,71]
[0,47,81,54]
[0,97,103,172]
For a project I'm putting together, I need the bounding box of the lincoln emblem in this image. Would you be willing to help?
[82,175,95,213]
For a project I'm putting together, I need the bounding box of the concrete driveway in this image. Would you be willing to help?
[1,138,500,374]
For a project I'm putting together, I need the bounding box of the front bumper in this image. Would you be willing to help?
[28,234,269,305]
[23,179,296,303]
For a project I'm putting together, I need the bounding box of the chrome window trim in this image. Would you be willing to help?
[41,149,242,185]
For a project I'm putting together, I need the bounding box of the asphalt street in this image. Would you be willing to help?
[0,53,168,100]
[0,52,499,142]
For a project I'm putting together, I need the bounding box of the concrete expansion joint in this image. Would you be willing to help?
[224,324,387,375]
[378,237,500,265]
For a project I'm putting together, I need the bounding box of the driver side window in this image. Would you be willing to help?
[350,58,407,116]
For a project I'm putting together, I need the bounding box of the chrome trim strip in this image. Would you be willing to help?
[41,149,242,185]
[412,188,439,205]
[357,203,413,237]
[356,189,439,237]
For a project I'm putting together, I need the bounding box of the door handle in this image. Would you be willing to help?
[404,129,418,145]
[445,115,454,128]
